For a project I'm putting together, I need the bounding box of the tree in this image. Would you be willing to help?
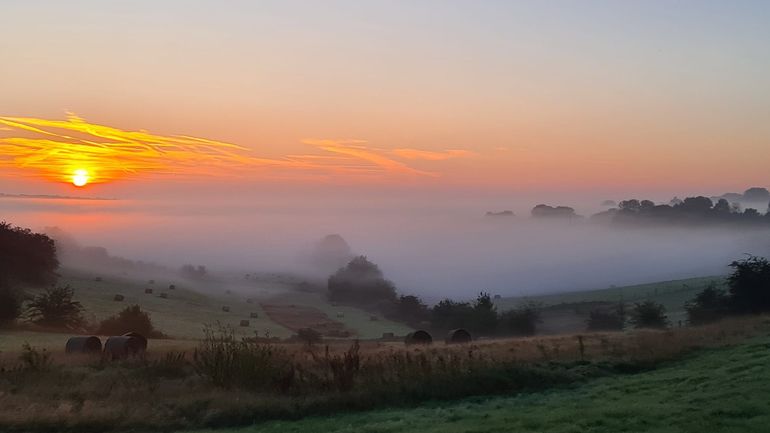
[26,285,84,330]
[0,280,23,327]
[629,301,669,329]
[0,222,58,286]
[727,256,770,314]
[586,303,625,331]
[296,328,323,345]
[531,204,577,219]
[181,264,208,280]
[390,295,430,325]
[97,305,164,338]
[328,256,397,305]
[685,282,730,325]
[743,187,770,202]
[470,292,498,334]
[431,299,473,330]
[713,198,731,214]
[499,302,541,336]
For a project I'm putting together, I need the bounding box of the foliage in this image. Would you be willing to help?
[531,204,578,219]
[629,300,669,329]
[431,298,474,330]
[470,292,498,333]
[727,255,770,314]
[296,328,323,345]
[0,280,23,327]
[499,302,542,336]
[328,256,397,305]
[586,303,625,331]
[96,304,165,338]
[18,343,53,372]
[181,264,208,280]
[0,222,58,286]
[193,323,293,390]
[25,285,84,330]
[387,295,430,326]
[685,282,731,325]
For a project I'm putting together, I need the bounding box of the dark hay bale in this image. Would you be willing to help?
[370,315,379,321]
[246,298,253,304]
[148,280,155,284]
[104,336,144,359]
[144,288,153,294]
[159,292,168,299]
[169,284,176,290]
[250,312,259,318]
[65,336,102,354]
[225,290,231,295]
[494,294,502,299]
[405,330,433,345]
[113,294,125,302]
[222,306,230,312]
[381,332,395,340]
[240,320,250,327]
[446,328,472,344]
[94,277,103,282]
[122,332,148,350]
[336,312,345,318]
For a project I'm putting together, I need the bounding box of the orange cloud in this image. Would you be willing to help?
[391,148,475,161]
[0,115,447,185]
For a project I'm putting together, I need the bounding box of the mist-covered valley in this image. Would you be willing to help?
[3,191,768,303]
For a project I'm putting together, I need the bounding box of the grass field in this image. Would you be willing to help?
[187,329,770,433]
[495,276,726,326]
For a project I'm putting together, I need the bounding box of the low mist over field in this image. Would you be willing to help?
[3,191,768,301]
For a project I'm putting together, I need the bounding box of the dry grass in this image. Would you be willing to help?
[0,316,767,432]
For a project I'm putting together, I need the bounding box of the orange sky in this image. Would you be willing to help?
[1,1,769,197]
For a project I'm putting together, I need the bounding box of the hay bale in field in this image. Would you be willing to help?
[222,306,230,312]
[225,289,231,295]
[336,312,345,318]
[104,336,144,359]
[159,292,168,299]
[370,315,379,321]
[122,332,148,350]
[381,332,395,340]
[250,312,259,318]
[94,277,103,282]
[405,330,433,345]
[113,294,125,302]
[240,320,250,327]
[144,288,153,294]
[445,328,472,344]
[169,284,176,290]
[65,336,102,354]
[148,279,155,284]
[246,298,254,304]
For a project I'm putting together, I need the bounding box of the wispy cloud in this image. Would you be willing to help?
[391,148,475,161]
[0,114,453,185]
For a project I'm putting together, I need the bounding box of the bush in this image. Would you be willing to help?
[25,285,84,330]
[629,301,669,329]
[499,302,542,336]
[0,280,23,327]
[587,304,625,331]
[97,305,164,338]
[727,256,770,314]
[685,282,731,325]
[328,256,397,305]
[296,328,323,345]
[193,324,293,390]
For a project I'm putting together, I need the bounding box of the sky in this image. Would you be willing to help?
[1,0,769,199]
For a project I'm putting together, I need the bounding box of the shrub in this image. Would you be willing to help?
[727,256,770,314]
[0,280,23,327]
[18,343,53,372]
[296,328,323,345]
[629,301,669,329]
[587,304,625,331]
[328,256,397,305]
[97,305,164,338]
[685,282,731,325]
[193,323,293,390]
[25,285,85,330]
[499,302,542,336]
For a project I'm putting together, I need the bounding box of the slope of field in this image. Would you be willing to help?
[496,276,726,327]
[190,333,770,433]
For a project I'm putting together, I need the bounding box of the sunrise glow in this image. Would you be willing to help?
[72,169,89,187]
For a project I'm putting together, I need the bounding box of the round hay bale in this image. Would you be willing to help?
[144,288,153,294]
[370,315,379,321]
[113,294,125,302]
[65,336,102,354]
[122,332,148,351]
[104,336,144,359]
[246,298,254,304]
[222,306,230,312]
[446,328,472,344]
[169,284,176,290]
[159,292,168,299]
[148,280,155,284]
[250,312,259,318]
[381,332,395,340]
[94,277,103,282]
[240,320,250,327]
[405,330,433,345]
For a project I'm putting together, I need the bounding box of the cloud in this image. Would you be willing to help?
[391,148,475,161]
[0,115,446,185]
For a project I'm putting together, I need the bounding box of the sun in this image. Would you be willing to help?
[72,169,90,187]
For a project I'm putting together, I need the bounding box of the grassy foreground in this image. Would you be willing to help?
[189,333,770,433]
